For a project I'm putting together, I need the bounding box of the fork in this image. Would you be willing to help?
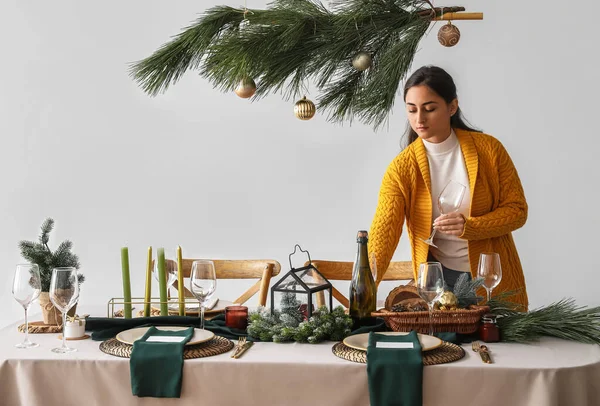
[472,341,492,364]
[231,336,247,358]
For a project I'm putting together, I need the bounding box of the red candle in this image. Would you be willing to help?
[225,306,249,330]
[479,314,500,343]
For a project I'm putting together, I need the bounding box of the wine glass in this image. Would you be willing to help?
[417,262,445,336]
[153,259,178,296]
[50,267,79,353]
[478,253,502,303]
[12,264,42,348]
[189,260,217,330]
[422,180,467,247]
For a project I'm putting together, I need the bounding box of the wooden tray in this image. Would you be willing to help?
[18,321,61,334]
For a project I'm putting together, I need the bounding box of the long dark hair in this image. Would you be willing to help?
[402,66,480,149]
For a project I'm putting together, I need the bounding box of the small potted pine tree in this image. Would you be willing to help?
[19,218,85,325]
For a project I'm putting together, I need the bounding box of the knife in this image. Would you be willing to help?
[479,345,493,364]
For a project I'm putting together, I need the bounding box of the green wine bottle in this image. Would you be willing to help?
[349,230,377,326]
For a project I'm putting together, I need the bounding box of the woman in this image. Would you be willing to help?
[368,66,528,308]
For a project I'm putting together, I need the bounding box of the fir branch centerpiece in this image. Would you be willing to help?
[248,293,353,343]
[19,218,84,325]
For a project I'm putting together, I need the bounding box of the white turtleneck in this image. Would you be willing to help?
[422,130,471,272]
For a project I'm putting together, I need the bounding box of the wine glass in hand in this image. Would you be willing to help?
[12,264,42,348]
[50,267,80,353]
[417,262,445,336]
[478,253,502,303]
[422,180,467,247]
[189,261,217,330]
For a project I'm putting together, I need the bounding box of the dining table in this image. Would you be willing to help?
[1,306,599,406]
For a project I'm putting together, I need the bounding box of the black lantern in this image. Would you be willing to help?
[271,245,333,319]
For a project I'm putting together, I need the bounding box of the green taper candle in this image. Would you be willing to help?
[144,247,152,317]
[177,246,185,316]
[157,248,169,316]
[120,247,133,319]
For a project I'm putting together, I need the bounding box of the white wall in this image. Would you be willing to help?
[1,0,599,328]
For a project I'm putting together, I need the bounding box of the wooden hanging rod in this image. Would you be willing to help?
[434,12,484,21]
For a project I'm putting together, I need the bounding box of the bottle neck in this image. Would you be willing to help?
[355,240,372,280]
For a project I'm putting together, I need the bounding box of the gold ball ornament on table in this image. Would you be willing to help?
[294,96,316,120]
[234,77,257,98]
[436,291,458,311]
[351,51,372,71]
[437,21,461,47]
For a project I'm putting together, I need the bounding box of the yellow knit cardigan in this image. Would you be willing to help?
[369,128,529,308]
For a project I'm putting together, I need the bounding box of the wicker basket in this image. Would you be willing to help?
[372,305,489,334]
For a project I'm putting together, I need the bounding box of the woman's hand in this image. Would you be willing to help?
[433,213,466,236]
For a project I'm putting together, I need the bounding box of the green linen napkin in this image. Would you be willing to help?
[87,314,248,341]
[348,318,387,336]
[367,331,423,406]
[130,326,194,398]
[435,332,478,344]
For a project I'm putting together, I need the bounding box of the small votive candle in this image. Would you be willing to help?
[64,319,86,339]
[225,306,249,330]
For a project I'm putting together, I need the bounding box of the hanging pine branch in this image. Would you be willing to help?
[130,0,477,128]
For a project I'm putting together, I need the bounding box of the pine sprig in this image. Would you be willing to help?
[39,218,54,247]
[452,273,484,308]
[489,297,600,344]
[130,0,437,128]
[19,218,84,292]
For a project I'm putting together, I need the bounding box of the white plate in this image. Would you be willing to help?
[343,332,443,352]
[116,326,215,346]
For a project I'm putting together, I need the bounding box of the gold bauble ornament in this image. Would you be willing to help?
[234,77,257,98]
[437,291,458,310]
[294,96,316,120]
[437,21,461,47]
[352,51,372,71]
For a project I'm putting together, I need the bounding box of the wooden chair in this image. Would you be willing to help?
[172,259,281,306]
[307,260,413,308]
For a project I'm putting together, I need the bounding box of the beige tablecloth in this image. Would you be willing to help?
[1,318,599,406]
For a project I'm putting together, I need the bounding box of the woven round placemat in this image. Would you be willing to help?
[332,341,465,365]
[99,336,234,359]
[18,321,61,334]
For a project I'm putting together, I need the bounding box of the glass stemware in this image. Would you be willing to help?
[153,259,178,297]
[189,260,217,330]
[49,267,80,353]
[417,262,445,336]
[12,264,42,348]
[422,180,467,247]
[478,252,502,303]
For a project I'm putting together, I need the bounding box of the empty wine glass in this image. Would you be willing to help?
[153,259,178,295]
[50,267,79,353]
[189,260,217,330]
[478,253,502,303]
[417,262,445,336]
[12,264,42,348]
[422,180,467,247]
